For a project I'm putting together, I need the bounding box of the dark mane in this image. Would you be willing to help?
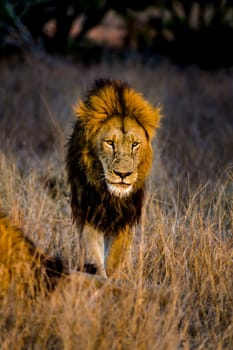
[70,172,145,236]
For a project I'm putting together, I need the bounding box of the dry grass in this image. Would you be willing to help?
[0,55,232,349]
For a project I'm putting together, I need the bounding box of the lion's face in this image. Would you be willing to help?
[94,116,150,198]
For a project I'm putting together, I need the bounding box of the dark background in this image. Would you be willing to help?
[1,0,233,69]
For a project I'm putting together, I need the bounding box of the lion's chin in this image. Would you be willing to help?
[107,183,133,198]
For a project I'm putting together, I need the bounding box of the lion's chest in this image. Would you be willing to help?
[79,184,144,236]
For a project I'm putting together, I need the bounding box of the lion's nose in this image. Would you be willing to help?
[113,170,133,179]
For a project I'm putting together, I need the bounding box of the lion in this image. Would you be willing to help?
[0,211,64,298]
[66,79,161,278]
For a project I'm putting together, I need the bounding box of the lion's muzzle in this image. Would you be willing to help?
[105,162,137,198]
[113,170,133,180]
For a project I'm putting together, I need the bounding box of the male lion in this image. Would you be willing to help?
[66,79,161,278]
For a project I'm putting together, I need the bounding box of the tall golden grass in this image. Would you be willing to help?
[0,55,232,349]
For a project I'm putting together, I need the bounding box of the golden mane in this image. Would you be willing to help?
[73,79,161,140]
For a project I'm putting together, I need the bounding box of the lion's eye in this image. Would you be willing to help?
[132,141,140,148]
[105,140,114,147]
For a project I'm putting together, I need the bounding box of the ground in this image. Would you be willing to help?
[0,55,232,349]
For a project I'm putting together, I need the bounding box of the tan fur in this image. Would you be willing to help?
[0,212,63,298]
[66,79,162,277]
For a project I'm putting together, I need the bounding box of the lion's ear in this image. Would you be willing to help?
[73,101,85,122]
[148,105,162,139]
[137,105,162,140]
[123,88,162,140]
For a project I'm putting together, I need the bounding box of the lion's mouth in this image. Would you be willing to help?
[111,182,130,186]
[107,182,133,198]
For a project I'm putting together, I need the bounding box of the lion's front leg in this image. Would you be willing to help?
[105,227,133,277]
[78,223,107,278]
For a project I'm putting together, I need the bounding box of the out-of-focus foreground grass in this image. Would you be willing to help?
[0,55,232,349]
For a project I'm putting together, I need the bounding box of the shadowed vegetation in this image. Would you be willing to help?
[0,0,232,68]
[0,56,232,349]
